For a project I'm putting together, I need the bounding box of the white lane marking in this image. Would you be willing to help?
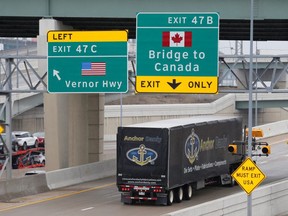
[81,207,95,211]
[257,161,268,164]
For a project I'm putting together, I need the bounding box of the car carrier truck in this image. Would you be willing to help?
[116,116,244,205]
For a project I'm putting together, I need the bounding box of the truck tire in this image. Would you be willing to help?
[23,142,27,150]
[34,140,39,148]
[229,176,236,187]
[183,184,193,200]
[167,190,174,206]
[229,168,236,187]
[174,187,183,203]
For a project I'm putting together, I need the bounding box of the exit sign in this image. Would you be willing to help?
[136,12,219,94]
[47,30,128,93]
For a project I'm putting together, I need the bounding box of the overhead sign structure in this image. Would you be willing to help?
[231,157,266,195]
[136,12,219,94]
[47,30,128,93]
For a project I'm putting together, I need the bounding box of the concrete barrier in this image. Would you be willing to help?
[163,178,288,216]
[0,158,116,200]
[46,158,116,190]
[0,173,49,201]
[256,120,288,139]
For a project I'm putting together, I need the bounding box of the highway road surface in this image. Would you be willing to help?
[0,136,287,216]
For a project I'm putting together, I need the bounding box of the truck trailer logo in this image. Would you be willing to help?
[126,144,158,166]
[185,128,200,164]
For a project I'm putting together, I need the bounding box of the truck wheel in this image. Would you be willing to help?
[34,140,39,148]
[23,143,27,150]
[167,190,174,206]
[229,168,236,187]
[229,176,236,187]
[183,184,193,200]
[174,187,183,203]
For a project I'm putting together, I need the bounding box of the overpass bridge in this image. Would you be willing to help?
[1,0,288,41]
[0,0,288,175]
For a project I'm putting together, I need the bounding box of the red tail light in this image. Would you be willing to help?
[151,186,163,193]
[120,186,131,192]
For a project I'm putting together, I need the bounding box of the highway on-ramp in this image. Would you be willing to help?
[0,137,287,216]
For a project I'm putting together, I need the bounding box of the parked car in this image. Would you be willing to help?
[12,151,35,169]
[0,133,20,152]
[31,150,45,165]
[33,132,45,147]
[12,148,45,169]
[13,131,38,150]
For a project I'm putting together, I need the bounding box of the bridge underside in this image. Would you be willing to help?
[1,17,288,41]
[1,0,288,40]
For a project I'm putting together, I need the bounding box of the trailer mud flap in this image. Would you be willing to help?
[220,174,232,185]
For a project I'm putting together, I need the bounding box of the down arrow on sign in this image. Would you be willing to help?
[167,79,181,89]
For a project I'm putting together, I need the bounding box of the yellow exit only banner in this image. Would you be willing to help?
[135,76,218,93]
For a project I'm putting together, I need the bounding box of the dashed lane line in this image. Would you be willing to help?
[0,182,115,212]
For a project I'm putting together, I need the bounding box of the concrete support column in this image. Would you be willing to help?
[88,94,104,162]
[38,18,104,170]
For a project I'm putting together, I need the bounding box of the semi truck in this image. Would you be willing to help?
[116,115,244,205]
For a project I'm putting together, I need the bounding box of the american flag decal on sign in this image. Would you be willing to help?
[81,62,106,76]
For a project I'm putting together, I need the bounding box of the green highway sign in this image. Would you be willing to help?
[47,30,128,93]
[136,12,219,93]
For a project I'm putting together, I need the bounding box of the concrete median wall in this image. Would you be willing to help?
[46,158,116,190]
[164,178,288,216]
[0,159,116,200]
[256,120,288,139]
[0,173,49,201]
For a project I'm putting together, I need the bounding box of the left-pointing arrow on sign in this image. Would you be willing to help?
[53,69,61,81]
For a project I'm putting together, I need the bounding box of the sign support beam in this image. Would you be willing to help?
[248,0,254,215]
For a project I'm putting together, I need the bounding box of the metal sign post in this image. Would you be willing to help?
[248,0,254,215]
